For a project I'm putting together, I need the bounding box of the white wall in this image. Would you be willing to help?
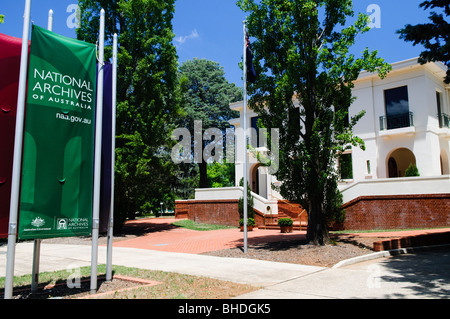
[349,59,450,182]
[340,175,450,204]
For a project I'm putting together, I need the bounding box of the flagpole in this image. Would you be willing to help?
[242,20,248,253]
[47,9,53,31]
[106,33,118,282]
[91,8,105,294]
[4,0,31,299]
[30,8,54,294]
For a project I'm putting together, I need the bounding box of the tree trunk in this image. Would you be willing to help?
[306,197,330,246]
[198,161,208,188]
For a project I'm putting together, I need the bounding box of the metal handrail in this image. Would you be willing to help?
[439,113,450,128]
[380,112,414,131]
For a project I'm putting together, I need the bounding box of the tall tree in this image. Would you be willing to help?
[178,58,242,188]
[238,0,391,245]
[0,15,4,24]
[398,0,450,83]
[77,0,183,227]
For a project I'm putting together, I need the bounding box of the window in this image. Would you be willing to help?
[339,153,353,180]
[384,86,411,129]
[251,116,260,147]
[436,91,449,128]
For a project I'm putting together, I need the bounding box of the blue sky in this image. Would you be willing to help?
[1,0,435,86]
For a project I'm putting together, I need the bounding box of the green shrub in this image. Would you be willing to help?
[405,163,420,177]
[277,217,293,227]
[238,178,255,219]
[239,218,255,227]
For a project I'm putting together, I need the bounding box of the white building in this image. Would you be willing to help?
[227,58,450,200]
[179,58,450,230]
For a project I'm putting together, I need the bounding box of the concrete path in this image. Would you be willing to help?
[1,218,450,299]
[1,242,449,299]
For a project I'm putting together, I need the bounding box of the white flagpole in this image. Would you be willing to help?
[47,9,53,31]
[242,20,248,253]
[106,33,118,282]
[31,8,53,293]
[90,8,105,294]
[4,0,32,299]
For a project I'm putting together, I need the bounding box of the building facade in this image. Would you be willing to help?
[175,58,450,230]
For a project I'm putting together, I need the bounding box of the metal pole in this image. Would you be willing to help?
[47,9,53,32]
[4,0,31,299]
[31,8,54,294]
[106,33,118,282]
[90,8,105,294]
[30,239,41,293]
[242,20,248,253]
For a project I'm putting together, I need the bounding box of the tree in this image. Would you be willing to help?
[237,0,391,245]
[177,58,242,188]
[207,161,235,188]
[398,0,450,83]
[0,15,4,24]
[77,0,182,228]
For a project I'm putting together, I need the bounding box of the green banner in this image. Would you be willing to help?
[18,25,97,239]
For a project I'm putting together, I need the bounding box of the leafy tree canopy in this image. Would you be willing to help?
[77,0,182,227]
[398,0,450,83]
[237,0,391,245]
[177,58,242,188]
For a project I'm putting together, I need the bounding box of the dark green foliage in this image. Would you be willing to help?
[77,0,182,228]
[398,0,450,83]
[238,178,255,220]
[405,163,420,177]
[177,58,242,188]
[277,218,293,227]
[237,0,390,244]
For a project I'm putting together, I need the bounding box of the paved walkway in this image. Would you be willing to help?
[113,217,450,254]
[113,218,307,254]
[1,217,450,299]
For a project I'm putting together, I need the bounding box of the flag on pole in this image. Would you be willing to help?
[18,25,97,240]
[245,32,257,83]
[100,62,113,233]
[0,33,26,238]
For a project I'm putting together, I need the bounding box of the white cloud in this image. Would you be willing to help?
[175,29,199,45]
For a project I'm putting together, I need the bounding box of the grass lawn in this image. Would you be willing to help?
[171,219,235,231]
[0,264,258,299]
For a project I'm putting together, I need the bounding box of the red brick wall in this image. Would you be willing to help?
[176,194,450,231]
[342,194,450,230]
[175,200,240,227]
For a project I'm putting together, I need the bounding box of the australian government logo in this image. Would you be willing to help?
[31,217,45,228]
[23,216,52,232]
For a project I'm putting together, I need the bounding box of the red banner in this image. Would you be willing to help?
[0,33,25,238]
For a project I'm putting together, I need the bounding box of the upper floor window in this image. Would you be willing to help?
[251,116,260,147]
[437,91,450,128]
[383,86,411,130]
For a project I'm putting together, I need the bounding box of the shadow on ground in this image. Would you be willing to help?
[376,247,450,299]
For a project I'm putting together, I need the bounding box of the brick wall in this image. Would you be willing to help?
[176,193,450,231]
[342,194,450,230]
[175,199,240,227]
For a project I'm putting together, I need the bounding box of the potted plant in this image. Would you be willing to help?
[239,218,255,232]
[278,217,293,233]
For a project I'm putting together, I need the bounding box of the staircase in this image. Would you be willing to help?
[257,200,308,231]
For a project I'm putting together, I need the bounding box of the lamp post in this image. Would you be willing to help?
[160,202,163,217]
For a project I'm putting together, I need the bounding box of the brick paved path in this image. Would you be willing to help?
[112,217,450,254]
[113,218,306,254]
